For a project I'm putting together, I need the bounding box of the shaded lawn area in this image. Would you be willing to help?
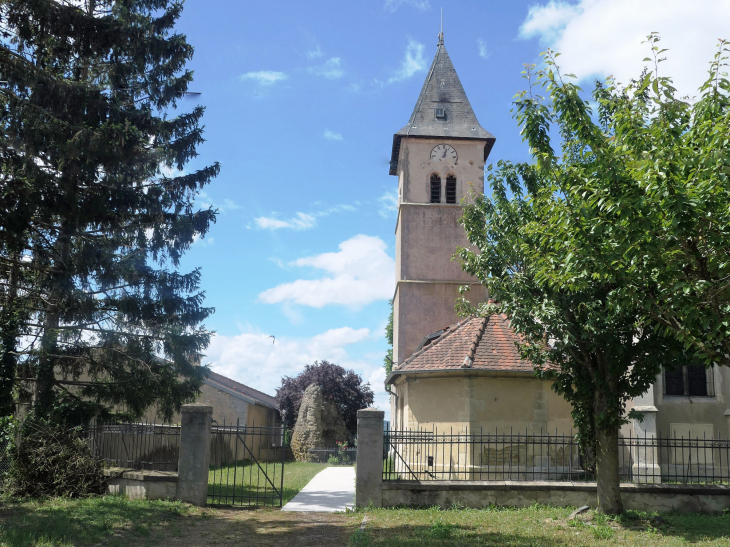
[0,495,195,547]
[347,505,730,546]
[0,499,355,547]
[207,461,330,506]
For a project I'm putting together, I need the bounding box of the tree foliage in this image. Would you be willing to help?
[457,35,728,513]
[384,300,393,376]
[4,416,106,498]
[0,0,218,420]
[276,360,374,435]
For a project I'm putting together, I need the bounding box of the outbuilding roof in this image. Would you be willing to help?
[386,315,536,384]
[389,35,496,175]
[205,370,278,410]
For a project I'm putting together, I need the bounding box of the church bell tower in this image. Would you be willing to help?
[390,33,495,366]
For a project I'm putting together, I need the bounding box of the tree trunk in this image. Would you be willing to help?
[0,259,20,415]
[595,423,623,514]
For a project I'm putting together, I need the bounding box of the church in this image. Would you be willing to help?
[385,33,730,452]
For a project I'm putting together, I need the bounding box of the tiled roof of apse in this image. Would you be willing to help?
[389,315,535,379]
[389,34,496,175]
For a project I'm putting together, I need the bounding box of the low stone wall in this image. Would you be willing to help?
[382,481,730,514]
[104,468,178,500]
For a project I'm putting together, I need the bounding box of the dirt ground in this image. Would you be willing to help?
[115,508,357,547]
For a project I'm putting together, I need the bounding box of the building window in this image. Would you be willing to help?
[446,175,456,203]
[430,174,441,203]
[664,364,714,397]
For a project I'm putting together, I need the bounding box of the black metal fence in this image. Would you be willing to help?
[208,419,287,507]
[384,427,730,485]
[86,421,180,472]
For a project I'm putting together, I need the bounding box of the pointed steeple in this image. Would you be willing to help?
[389,36,495,175]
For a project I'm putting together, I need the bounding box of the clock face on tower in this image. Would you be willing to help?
[430,143,457,162]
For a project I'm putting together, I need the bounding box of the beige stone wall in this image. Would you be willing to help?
[394,281,486,365]
[394,373,573,434]
[651,366,730,438]
[393,136,488,365]
[383,482,730,513]
[143,382,256,427]
[142,383,280,463]
[247,398,276,428]
[397,205,480,282]
[397,137,487,205]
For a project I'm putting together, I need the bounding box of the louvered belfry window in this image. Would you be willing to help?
[430,174,441,203]
[446,175,456,203]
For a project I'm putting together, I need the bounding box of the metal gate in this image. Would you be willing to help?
[207,419,287,507]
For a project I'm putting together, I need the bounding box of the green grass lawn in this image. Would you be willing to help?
[207,460,331,506]
[1,498,729,547]
[0,495,195,547]
[347,505,730,546]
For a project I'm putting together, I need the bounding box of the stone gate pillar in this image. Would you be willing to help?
[177,403,213,506]
[356,408,384,508]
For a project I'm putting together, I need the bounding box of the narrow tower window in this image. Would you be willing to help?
[446,175,456,204]
[430,174,441,203]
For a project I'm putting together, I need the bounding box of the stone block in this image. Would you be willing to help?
[291,384,350,462]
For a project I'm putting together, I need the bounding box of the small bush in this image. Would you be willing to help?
[4,417,106,498]
[328,455,341,465]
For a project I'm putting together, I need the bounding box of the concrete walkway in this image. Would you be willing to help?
[281,466,355,513]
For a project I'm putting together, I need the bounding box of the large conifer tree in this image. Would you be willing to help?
[0,0,219,420]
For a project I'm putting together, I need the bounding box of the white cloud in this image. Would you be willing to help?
[324,130,343,141]
[254,204,356,231]
[222,198,242,211]
[385,0,430,12]
[378,189,398,218]
[387,40,427,84]
[308,57,345,79]
[255,212,317,231]
[205,326,392,417]
[259,235,395,308]
[306,46,324,60]
[239,70,288,86]
[519,0,730,98]
[477,38,490,59]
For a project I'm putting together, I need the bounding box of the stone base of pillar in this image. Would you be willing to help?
[631,464,662,484]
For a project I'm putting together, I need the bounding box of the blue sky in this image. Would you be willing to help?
[172,0,730,416]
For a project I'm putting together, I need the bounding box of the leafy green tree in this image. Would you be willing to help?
[0,0,219,421]
[589,38,730,368]
[456,37,726,513]
[384,300,393,376]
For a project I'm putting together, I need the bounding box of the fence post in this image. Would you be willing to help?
[177,404,213,506]
[356,408,384,509]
